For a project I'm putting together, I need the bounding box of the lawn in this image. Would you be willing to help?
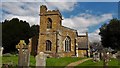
[46,57,86,67]
[108,58,119,66]
[3,54,119,68]
[2,55,36,66]
[2,55,18,66]
[2,54,86,67]
[75,58,120,68]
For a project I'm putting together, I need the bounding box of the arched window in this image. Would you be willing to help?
[46,40,52,51]
[65,36,71,52]
[47,18,52,29]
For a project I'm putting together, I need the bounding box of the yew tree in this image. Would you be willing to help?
[99,19,120,50]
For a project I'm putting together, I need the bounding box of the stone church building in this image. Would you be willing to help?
[31,5,90,57]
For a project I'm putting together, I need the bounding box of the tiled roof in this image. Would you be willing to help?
[77,35,88,50]
[62,26,77,31]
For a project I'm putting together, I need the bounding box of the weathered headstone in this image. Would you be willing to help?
[0,47,3,68]
[16,40,31,67]
[93,52,100,62]
[103,52,109,67]
[96,53,100,61]
[0,47,3,56]
[112,54,116,58]
[36,52,46,68]
[116,51,120,65]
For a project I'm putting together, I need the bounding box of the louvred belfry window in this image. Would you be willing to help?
[47,18,52,29]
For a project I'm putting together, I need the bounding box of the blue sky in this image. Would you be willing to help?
[1,1,119,42]
[61,2,118,33]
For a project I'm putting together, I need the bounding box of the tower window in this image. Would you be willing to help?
[46,40,52,51]
[65,36,71,52]
[47,18,52,29]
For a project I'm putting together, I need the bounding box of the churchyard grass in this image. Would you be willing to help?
[108,58,119,66]
[75,58,120,68]
[3,55,120,68]
[2,54,18,66]
[3,54,86,67]
[2,54,36,66]
[46,57,86,67]
[29,56,36,66]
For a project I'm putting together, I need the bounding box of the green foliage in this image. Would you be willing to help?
[2,18,31,53]
[2,18,39,53]
[0,23,2,46]
[30,25,39,37]
[99,18,120,50]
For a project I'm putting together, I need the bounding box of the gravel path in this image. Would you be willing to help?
[65,58,92,68]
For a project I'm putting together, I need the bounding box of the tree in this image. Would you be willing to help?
[2,18,31,53]
[99,19,120,50]
[30,25,39,56]
[0,23,2,47]
[30,25,39,37]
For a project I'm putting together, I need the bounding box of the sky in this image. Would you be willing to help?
[0,0,120,42]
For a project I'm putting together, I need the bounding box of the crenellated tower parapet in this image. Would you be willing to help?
[40,5,62,20]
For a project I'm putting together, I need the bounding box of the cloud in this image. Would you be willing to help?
[3,14,39,26]
[1,2,41,25]
[62,13,113,33]
[46,2,77,11]
[2,0,119,2]
[1,2,77,26]
[62,13,112,42]
[1,2,113,42]
[2,2,77,15]
[2,2,40,16]
[2,0,44,2]
[89,29,101,42]
[2,0,77,2]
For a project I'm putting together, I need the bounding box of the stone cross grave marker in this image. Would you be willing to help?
[16,40,31,67]
[36,52,46,68]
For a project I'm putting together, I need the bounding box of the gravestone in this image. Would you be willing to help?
[0,47,3,68]
[116,51,120,65]
[103,52,109,67]
[96,53,100,61]
[16,40,31,67]
[112,54,116,58]
[36,52,46,68]
[93,52,100,62]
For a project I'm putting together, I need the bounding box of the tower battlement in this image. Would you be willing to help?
[40,5,62,19]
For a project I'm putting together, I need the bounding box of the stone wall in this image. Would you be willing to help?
[60,26,77,57]
[77,50,87,57]
[38,5,77,57]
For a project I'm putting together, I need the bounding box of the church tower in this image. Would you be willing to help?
[38,5,62,56]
